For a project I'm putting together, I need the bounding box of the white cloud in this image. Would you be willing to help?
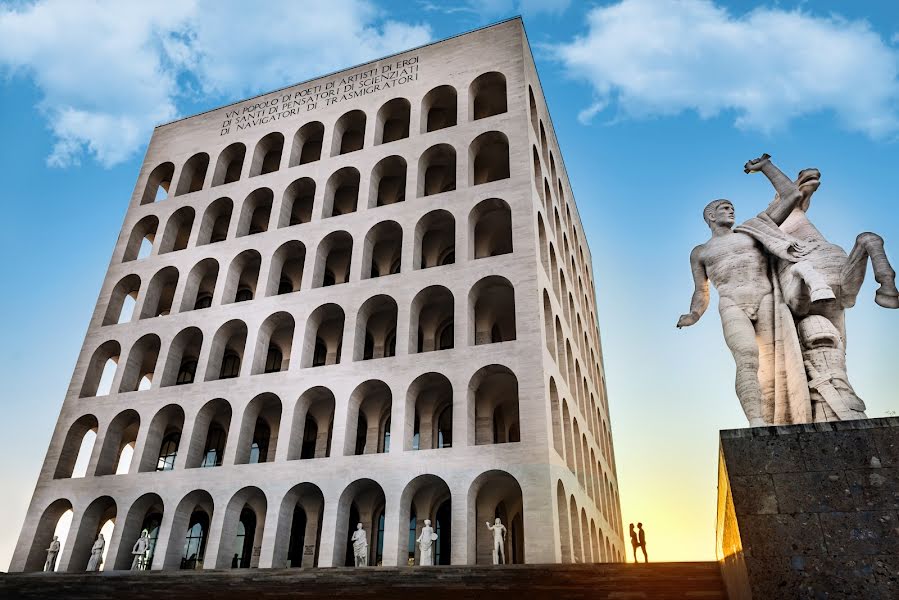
[553,0,899,139]
[422,0,569,19]
[0,1,431,168]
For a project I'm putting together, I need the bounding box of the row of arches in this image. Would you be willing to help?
[117,200,511,325]
[556,480,621,564]
[85,277,516,397]
[26,470,525,571]
[127,131,511,263]
[141,72,508,204]
[62,366,521,482]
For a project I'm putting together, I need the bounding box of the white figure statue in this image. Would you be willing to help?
[485,517,507,565]
[86,533,105,572]
[416,519,438,566]
[351,523,368,567]
[131,530,150,570]
[44,535,61,572]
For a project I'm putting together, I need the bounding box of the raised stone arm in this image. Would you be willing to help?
[744,153,805,225]
[677,246,709,328]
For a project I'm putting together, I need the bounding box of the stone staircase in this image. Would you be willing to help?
[1,562,726,599]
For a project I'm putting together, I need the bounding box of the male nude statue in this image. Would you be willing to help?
[677,154,835,425]
[485,517,507,565]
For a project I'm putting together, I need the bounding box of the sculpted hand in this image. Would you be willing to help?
[677,312,699,328]
[789,240,811,257]
[743,153,771,174]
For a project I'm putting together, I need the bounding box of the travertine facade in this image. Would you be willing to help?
[11,18,623,573]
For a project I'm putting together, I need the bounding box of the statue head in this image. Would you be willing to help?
[424,519,431,527]
[53,536,58,541]
[356,523,363,530]
[494,517,502,525]
[795,168,821,212]
[703,199,735,229]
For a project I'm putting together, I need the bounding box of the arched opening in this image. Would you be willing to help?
[418,144,456,197]
[159,206,194,254]
[139,266,179,318]
[212,143,246,187]
[23,499,73,571]
[549,379,564,458]
[197,197,233,245]
[469,275,516,345]
[185,398,232,469]
[405,372,452,451]
[362,220,402,279]
[542,289,554,355]
[528,86,538,133]
[67,496,117,571]
[122,215,158,262]
[533,147,544,202]
[54,415,99,479]
[235,393,282,466]
[118,334,162,392]
[205,320,247,381]
[323,167,360,218]
[141,162,174,204]
[289,121,324,166]
[237,188,273,236]
[469,197,512,259]
[312,231,352,287]
[95,409,140,476]
[80,341,121,397]
[159,327,203,387]
[469,131,510,185]
[162,489,214,570]
[469,72,507,120]
[414,210,455,271]
[539,122,549,164]
[355,295,398,361]
[556,481,572,563]
[369,155,406,208]
[251,312,294,374]
[271,483,325,568]
[175,153,209,196]
[103,275,140,325]
[279,177,315,227]
[331,110,366,156]
[376,98,410,144]
[468,470,523,564]
[288,387,335,460]
[221,249,261,304]
[249,132,284,177]
[344,380,392,456]
[471,365,520,445]
[139,404,185,472]
[409,285,454,353]
[218,487,267,569]
[113,493,164,570]
[569,497,582,563]
[399,475,452,565]
[264,241,305,297]
[302,304,344,367]
[421,85,457,133]
[334,479,386,566]
[180,258,219,312]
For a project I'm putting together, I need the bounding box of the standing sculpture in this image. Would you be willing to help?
[131,530,150,570]
[416,519,437,566]
[85,533,105,572]
[43,535,61,572]
[485,517,507,565]
[678,154,897,425]
[351,523,368,567]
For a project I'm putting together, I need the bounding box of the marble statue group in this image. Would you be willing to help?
[679,154,898,425]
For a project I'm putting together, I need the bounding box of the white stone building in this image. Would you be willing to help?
[11,18,624,573]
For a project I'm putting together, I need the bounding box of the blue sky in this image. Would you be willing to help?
[2,0,898,568]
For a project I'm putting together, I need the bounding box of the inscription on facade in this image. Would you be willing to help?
[218,56,420,135]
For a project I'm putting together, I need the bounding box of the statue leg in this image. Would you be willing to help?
[720,300,766,425]
[840,232,898,309]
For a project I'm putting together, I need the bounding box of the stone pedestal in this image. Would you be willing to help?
[716,417,899,599]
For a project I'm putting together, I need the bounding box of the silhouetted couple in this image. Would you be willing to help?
[629,523,647,563]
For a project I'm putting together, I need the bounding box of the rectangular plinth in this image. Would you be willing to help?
[716,417,899,599]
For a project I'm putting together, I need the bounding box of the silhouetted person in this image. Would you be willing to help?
[629,523,639,563]
[637,522,648,563]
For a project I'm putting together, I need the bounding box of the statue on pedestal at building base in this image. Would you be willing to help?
[485,518,507,565]
[43,535,60,572]
[678,154,897,425]
[351,523,368,567]
[416,519,438,566]
[86,533,105,572]
[131,530,150,570]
